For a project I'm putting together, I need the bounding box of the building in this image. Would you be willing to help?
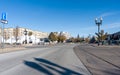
[0,27,49,44]
[103,31,120,45]
[107,31,120,40]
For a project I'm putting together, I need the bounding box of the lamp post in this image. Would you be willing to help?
[95,17,102,46]
[24,29,27,44]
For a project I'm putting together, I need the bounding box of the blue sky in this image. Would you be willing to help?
[0,0,120,37]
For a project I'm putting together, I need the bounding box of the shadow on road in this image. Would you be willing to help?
[24,58,82,75]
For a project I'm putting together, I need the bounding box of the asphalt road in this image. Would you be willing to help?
[0,44,91,75]
[74,44,120,75]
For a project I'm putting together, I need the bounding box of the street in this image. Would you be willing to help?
[0,44,91,75]
[74,44,120,75]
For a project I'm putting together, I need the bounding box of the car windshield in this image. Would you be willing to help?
[0,0,120,75]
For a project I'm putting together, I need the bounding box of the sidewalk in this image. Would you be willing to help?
[0,45,26,54]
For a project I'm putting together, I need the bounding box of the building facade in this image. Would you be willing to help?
[0,27,49,44]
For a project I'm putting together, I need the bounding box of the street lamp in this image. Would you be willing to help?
[95,17,103,46]
[24,29,27,44]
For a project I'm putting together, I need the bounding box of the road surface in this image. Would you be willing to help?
[0,44,91,75]
[74,44,120,75]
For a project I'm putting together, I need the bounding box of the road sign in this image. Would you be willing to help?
[1,12,8,24]
[1,12,6,20]
[1,20,8,24]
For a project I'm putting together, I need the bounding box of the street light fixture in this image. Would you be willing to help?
[95,17,103,46]
[24,29,27,44]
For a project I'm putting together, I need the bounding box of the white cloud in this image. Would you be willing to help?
[78,23,120,36]
[103,23,120,29]
[79,22,120,31]
[100,12,115,17]
[98,11,120,18]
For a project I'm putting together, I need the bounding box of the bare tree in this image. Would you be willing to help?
[14,26,19,43]
[28,31,33,36]
[48,32,58,42]
[58,35,66,43]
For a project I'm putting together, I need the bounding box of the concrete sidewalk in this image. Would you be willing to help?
[0,45,26,54]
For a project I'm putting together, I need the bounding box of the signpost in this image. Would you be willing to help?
[1,12,8,49]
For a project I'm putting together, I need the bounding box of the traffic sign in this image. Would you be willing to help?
[1,12,6,20]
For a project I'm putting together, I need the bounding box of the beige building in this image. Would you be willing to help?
[1,27,49,40]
